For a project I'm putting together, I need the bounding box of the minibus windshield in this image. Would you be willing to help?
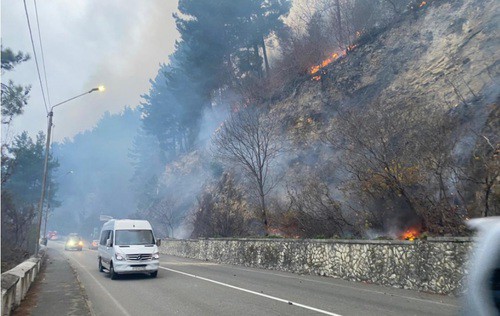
[115,230,154,245]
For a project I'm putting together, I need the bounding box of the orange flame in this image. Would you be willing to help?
[310,53,340,75]
[401,227,420,241]
[419,1,427,8]
[309,43,358,80]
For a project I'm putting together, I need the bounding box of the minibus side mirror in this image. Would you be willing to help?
[106,238,112,247]
[156,239,161,247]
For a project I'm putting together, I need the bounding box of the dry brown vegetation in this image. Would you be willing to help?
[186,0,499,239]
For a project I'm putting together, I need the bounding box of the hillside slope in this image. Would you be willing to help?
[274,0,498,138]
[266,0,499,235]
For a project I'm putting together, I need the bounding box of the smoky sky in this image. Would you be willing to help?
[1,0,179,142]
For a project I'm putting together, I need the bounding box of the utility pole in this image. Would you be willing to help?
[42,173,51,246]
[34,86,104,256]
[35,111,53,255]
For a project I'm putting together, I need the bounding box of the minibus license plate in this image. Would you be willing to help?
[132,266,145,271]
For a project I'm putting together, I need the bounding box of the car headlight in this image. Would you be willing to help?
[115,253,125,261]
[78,241,84,246]
[67,241,75,246]
[152,252,159,260]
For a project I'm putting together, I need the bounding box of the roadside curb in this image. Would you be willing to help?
[1,247,46,316]
[22,247,91,316]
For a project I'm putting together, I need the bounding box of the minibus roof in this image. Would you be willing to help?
[103,219,152,230]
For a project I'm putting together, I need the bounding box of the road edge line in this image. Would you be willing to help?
[160,266,342,316]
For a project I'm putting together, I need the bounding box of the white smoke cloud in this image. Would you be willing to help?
[1,0,179,141]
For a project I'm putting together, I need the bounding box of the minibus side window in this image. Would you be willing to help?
[100,230,110,246]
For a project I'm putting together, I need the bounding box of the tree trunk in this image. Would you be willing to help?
[484,177,491,217]
[253,44,263,78]
[258,182,268,235]
[261,35,270,77]
[335,0,344,49]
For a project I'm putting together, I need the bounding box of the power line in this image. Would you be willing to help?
[33,0,51,107]
[22,0,49,113]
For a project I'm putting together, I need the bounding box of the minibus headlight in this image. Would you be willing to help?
[115,253,125,261]
[152,252,159,260]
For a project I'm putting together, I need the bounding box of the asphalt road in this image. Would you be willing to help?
[51,242,460,316]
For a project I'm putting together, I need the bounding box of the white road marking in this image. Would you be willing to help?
[163,261,218,266]
[69,257,132,316]
[160,266,343,316]
[162,258,458,308]
[228,267,459,308]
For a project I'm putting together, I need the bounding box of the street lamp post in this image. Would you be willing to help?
[35,86,104,255]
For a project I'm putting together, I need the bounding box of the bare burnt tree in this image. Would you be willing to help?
[1,191,36,270]
[272,10,334,87]
[149,197,184,238]
[286,177,358,238]
[326,99,467,235]
[190,173,249,238]
[456,131,499,218]
[1,193,36,247]
[211,173,249,237]
[190,191,215,238]
[273,0,410,89]
[213,107,282,234]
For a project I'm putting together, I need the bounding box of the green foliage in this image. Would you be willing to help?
[1,80,31,125]
[3,131,59,207]
[1,47,31,125]
[129,130,165,210]
[1,131,58,260]
[1,47,30,71]
[138,2,292,204]
[174,0,291,89]
[140,52,205,159]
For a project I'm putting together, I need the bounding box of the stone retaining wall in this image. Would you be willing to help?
[1,252,44,316]
[159,237,473,295]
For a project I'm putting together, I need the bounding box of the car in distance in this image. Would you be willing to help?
[89,240,99,250]
[65,234,83,251]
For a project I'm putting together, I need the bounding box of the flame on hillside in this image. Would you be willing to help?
[310,1,429,81]
[309,44,357,81]
[310,53,340,76]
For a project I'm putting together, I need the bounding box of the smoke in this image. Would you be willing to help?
[149,101,232,238]
[50,107,141,236]
[2,0,179,142]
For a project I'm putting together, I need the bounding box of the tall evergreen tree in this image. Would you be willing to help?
[174,0,291,89]
[129,128,165,211]
[1,131,59,253]
[1,47,31,125]
[4,131,59,207]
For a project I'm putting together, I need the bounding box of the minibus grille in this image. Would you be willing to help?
[127,254,152,261]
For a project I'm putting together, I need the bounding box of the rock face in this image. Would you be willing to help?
[272,0,498,147]
[160,238,473,295]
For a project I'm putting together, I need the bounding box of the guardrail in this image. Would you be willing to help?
[1,252,44,316]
